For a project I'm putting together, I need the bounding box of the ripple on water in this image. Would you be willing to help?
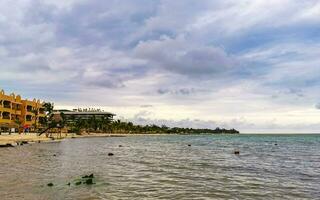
[0,134,320,200]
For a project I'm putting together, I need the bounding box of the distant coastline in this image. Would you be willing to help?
[0,131,240,148]
[45,106,240,136]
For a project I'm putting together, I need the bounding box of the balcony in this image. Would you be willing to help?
[26,115,33,122]
[13,104,22,111]
[2,115,11,120]
[0,118,11,123]
[0,107,12,113]
[3,104,11,109]
[3,100,11,109]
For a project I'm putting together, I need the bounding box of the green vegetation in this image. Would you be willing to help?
[64,117,239,135]
[105,120,239,134]
[38,102,60,136]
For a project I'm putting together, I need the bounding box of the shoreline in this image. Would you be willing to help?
[0,133,63,147]
[0,133,175,147]
[0,132,239,147]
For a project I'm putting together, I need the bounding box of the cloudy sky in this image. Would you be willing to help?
[1,0,320,133]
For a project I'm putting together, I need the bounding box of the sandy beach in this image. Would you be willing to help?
[0,133,172,147]
[0,133,60,146]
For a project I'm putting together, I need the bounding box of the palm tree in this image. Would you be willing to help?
[43,102,54,118]
[14,118,22,134]
[38,102,55,137]
[111,119,121,133]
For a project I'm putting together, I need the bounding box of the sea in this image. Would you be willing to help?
[0,134,319,200]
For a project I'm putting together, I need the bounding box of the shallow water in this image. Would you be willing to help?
[0,134,319,200]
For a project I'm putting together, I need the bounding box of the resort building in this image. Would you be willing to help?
[53,109,115,122]
[52,109,115,133]
[0,89,45,132]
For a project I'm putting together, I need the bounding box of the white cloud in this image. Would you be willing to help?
[190,0,320,37]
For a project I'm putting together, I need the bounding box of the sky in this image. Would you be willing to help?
[1,0,320,133]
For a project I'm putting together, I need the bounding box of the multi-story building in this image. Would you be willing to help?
[0,89,46,132]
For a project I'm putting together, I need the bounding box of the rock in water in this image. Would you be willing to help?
[75,181,82,186]
[187,144,191,147]
[108,153,114,156]
[88,173,94,178]
[234,150,240,155]
[82,173,94,179]
[47,183,54,187]
[85,178,94,185]
[0,143,15,148]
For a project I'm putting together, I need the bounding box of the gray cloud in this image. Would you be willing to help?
[134,36,237,77]
[287,88,304,97]
[157,88,202,95]
[1,0,320,132]
[130,116,219,130]
[271,88,305,99]
[87,77,125,89]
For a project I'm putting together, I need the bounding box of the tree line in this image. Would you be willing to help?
[40,102,239,135]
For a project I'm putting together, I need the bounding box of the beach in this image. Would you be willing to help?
[0,133,55,146]
[0,132,173,147]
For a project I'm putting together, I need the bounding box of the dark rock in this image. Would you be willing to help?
[67,182,71,186]
[47,183,54,187]
[82,173,94,179]
[0,143,15,148]
[82,173,93,178]
[118,145,123,147]
[75,181,82,186]
[234,150,240,155]
[88,173,94,178]
[187,144,191,147]
[275,143,278,146]
[108,153,114,156]
[53,154,56,157]
[85,178,94,185]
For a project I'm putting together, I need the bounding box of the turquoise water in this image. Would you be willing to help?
[0,134,319,199]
